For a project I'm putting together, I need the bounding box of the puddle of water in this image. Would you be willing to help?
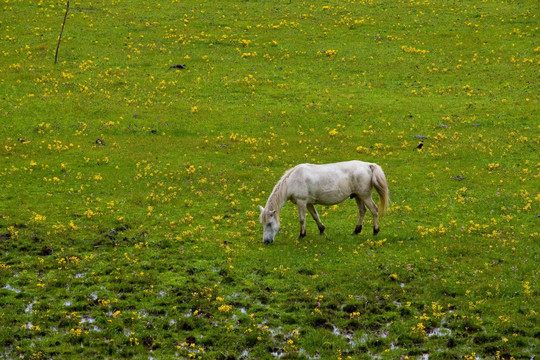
[428,327,452,337]
[81,316,95,324]
[271,350,285,359]
[3,284,20,293]
[25,301,36,314]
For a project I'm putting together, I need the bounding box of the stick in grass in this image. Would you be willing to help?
[54,1,70,64]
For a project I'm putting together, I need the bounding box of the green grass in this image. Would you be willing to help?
[1,0,538,359]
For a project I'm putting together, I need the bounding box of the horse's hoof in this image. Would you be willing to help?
[352,225,362,235]
[373,227,380,236]
[318,226,326,235]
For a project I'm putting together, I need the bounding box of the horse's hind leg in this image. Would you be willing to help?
[362,196,380,235]
[352,198,366,235]
[296,202,307,239]
[307,204,325,234]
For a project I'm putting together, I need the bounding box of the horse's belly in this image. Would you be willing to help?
[312,189,349,205]
[307,175,351,205]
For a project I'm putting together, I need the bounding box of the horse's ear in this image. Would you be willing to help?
[258,205,264,213]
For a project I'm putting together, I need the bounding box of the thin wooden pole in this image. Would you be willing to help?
[54,1,70,64]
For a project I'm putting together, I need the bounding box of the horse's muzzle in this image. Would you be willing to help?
[263,238,274,244]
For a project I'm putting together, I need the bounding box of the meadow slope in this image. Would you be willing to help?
[0,0,539,359]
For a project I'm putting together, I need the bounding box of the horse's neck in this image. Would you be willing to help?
[266,178,288,213]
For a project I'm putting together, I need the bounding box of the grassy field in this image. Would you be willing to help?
[1,0,539,359]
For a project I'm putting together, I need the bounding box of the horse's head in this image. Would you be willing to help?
[258,206,280,244]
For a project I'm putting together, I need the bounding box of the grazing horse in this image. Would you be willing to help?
[258,161,389,244]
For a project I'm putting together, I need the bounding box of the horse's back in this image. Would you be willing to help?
[295,161,373,178]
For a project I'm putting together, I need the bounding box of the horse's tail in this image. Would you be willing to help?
[370,164,390,215]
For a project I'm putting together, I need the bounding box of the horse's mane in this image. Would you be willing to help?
[265,167,295,211]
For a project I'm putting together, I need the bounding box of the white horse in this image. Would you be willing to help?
[259,161,389,244]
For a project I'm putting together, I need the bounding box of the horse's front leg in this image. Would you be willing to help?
[307,204,325,235]
[296,201,307,239]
